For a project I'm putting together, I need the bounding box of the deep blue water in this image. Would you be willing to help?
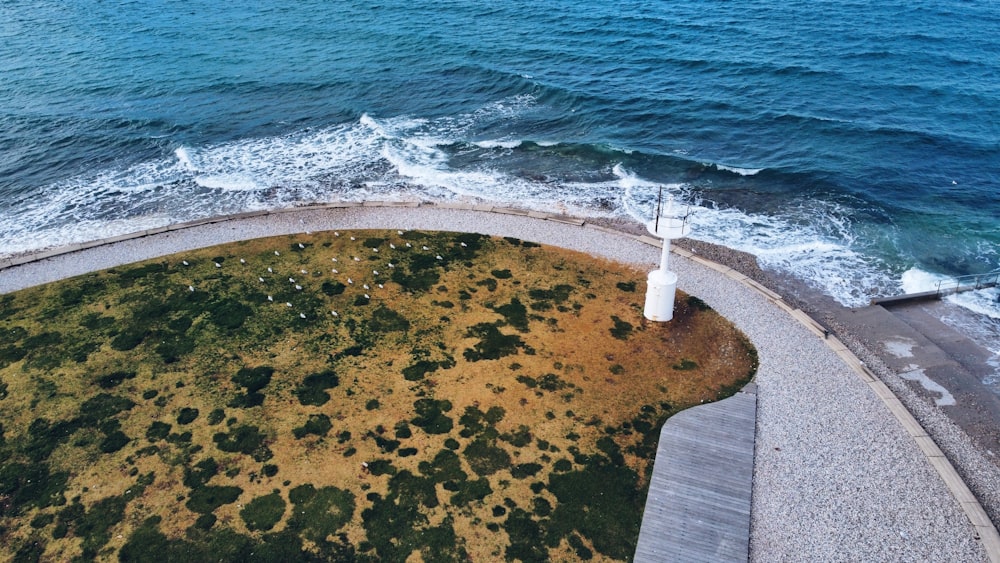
[1,0,998,315]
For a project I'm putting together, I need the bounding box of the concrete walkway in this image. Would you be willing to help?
[634,384,757,562]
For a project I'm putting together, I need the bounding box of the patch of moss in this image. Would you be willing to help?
[418,449,467,484]
[500,424,533,447]
[410,398,454,434]
[321,280,346,296]
[510,463,543,479]
[206,297,253,331]
[463,323,525,361]
[609,315,634,340]
[687,295,712,311]
[493,298,529,332]
[79,393,136,425]
[292,414,332,439]
[184,458,219,489]
[616,281,637,292]
[62,494,129,557]
[229,366,274,408]
[213,425,272,462]
[464,436,511,476]
[450,477,492,506]
[240,492,286,532]
[503,507,548,562]
[206,408,226,425]
[546,457,643,560]
[0,461,68,515]
[96,370,137,389]
[177,407,200,425]
[293,370,339,406]
[287,484,355,542]
[366,305,410,333]
[402,359,441,381]
[362,470,466,562]
[185,485,243,514]
[672,358,698,370]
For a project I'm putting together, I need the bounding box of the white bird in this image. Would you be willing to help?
[286,302,293,307]
[300,269,308,274]
[347,278,353,284]
[363,284,370,290]
[214,262,221,268]
[378,284,384,289]
[182,260,189,266]
[332,269,339,274]
[298,243,305,249]
[372,270,379,276]
[188,285,195,292]
[388,263,394,268]
[331,257,338,262]
[460,242,467,247]
[289,277,296,283]
[350,236,356,241]
[274,251,280,256]
[240,258,246,264]
[331,311,339,317]
[422,246,429,251]
[373,248,379,253]
[334,231,340,236]
[363,294,370,299]
[389,243,396,249]
[295,285,302,291]
[397,230,404,235]
[406,242,412,248]
[258,277,265,282]
[436,255,443,260]
[299,313,306,319]
[353,256,360,262]
[267,267,273,273]
[267,295,273,301]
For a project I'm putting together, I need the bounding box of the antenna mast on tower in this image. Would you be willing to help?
[643,187,691,322]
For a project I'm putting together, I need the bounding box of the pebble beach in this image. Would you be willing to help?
[0,204,992,561]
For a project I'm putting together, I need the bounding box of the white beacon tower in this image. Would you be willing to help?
[644,190,691,322]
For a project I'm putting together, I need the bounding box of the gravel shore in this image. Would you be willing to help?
[0,205,989,561]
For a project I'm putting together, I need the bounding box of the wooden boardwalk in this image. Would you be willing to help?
[634,384,757,562]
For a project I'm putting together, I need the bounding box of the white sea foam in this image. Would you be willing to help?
[946,289,1000,321]
[175,146,197,172]
[716,164,764,176]
[900,267,952,294]
[473,139,523,149]
[613,165,892,307]
[0,95,976,320]
[902,267,1000,320]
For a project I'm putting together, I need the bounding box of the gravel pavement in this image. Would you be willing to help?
[0,204,989,561]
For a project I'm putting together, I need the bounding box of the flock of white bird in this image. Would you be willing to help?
[180,230,448,322]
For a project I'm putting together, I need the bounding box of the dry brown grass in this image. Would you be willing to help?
[0,230,756,561]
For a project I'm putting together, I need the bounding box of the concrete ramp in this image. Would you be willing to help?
[634,385,757,562]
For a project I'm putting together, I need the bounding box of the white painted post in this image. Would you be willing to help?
[643,196,691,322]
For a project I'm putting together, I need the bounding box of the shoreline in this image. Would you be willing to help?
[1,202,997,560]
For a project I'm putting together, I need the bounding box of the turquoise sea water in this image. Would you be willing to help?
[2,0,998,318]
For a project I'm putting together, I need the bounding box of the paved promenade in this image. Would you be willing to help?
[1,203,997,561]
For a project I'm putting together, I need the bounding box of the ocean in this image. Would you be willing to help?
[2,0,998,366]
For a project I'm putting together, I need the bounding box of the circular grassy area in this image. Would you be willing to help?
[0,229,757,561]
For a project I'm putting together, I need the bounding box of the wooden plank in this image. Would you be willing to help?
[634,390,756,562]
